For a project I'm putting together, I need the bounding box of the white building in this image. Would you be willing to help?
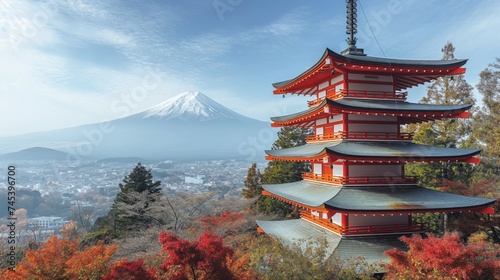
[185,175,204,184]
[28,216,64,229]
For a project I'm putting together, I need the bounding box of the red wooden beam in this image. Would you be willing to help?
[326,205,495,215]
[454,111,471,118]
[479,207,495,215]
[449,67,466,75]
[465,157,481,164]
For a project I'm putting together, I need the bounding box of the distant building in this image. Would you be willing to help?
[28,216,65,229]
[185,175,204,184]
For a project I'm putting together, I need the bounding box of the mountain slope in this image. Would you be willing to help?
[0,92,275,161]
[1,147,72,161]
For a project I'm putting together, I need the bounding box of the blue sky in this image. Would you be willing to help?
[1,0,499,137]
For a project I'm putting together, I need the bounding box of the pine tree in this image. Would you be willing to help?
[109,163,162,235]
[405,42,477,188]
[261,127,311,184]
[258,127,311,217]
[464,58,500,242]
[116,163,162,198]
[242,163,262,199]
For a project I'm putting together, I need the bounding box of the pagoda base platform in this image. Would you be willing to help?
[256,218,407,267]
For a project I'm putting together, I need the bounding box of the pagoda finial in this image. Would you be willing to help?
[341,0,365,56]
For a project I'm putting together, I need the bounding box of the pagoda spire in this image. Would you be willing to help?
[341,0,365,56]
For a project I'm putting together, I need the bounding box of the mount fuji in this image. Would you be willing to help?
[0,92,275,161]
[141,91,252,121]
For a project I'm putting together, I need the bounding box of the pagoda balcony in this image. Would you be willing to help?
[302,172,418,185]
[306,131,413,142]
[307,89,408,107]
[301,211,426,235]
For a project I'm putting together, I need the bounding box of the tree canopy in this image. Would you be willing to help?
[472,57,500,182]
[405,42,477,188]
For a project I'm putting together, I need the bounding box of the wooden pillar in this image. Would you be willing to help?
[443,212,448,232]
[342,213,349,228]
[343,161,349,178]
[343,113,348,132]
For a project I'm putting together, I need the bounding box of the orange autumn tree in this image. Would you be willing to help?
[384,232,500,280]
[65,242,117,279]
[1,235,117,280]
[3,236,78,279]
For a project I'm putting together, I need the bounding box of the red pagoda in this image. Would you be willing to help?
[256,0,496,264]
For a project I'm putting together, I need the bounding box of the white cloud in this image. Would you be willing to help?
[240,7,309,42]
[0,0,189,136]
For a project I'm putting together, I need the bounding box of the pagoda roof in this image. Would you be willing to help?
[340,52,467,68]
[273,48,467,93]
[271,98,472,126]
[256,218,406,265]
[256,219,341,254]
[262,180,342,208]
[324,185,496,213]
[265,140,480,162]
[263,181,496,213]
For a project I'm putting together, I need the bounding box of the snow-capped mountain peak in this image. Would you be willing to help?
[142,91,247,121]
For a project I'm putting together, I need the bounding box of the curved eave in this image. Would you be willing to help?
[327,141,481,162]
[270,99,328,127]
[272,48,468,94]
[324,186,496,213]
[332,99,472,113]
[265,141,339,162]
[265,140,480,162]
[262,180,342,208]
[270,98,472,127]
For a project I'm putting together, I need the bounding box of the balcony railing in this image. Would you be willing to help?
[308,89,407,107]
[306,132,413,142]
[301,211,425,235]
[302,172,418,185]
[301,211,345,234]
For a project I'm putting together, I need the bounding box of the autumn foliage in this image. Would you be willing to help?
[198,210,246,236]
[65,242,118,279]
[103,259,155,280]
[157,231,235,280]
[1,236,117,280]
[384,232,500,280]
[1,228,258,280]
